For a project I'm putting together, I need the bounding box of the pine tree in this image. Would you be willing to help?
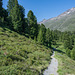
[7,0,16,28]
[71,48,75,60]
[37,28,44,44]
[2,8,8,20]
[10,0,20,31]
[9,0,25,32]
[24,18,28,34]
[0,0,2,17]
[71,39,75,60]
[37,24,46,45]
[66,48,71,57]
[0,0,8,26]
[64,36,73,50]
[69,36,73,50]
[7,0,16,15]
[27,10,38,38]
[19,5,25,32]
[45,28,52,47]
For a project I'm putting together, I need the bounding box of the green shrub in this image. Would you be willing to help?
[66,48,71,57]
[71,48,75,60]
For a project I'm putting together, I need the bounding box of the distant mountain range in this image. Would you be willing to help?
[39,7,75,32]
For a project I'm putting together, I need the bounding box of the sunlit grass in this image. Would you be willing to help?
[0,27,52,75]
[54,42,75,75]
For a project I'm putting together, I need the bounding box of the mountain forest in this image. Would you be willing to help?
[0,0,75,75]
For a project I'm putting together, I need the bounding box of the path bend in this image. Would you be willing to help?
[43,52,58,75]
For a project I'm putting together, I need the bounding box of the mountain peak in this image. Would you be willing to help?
[38,19,47,24]
[70,7,75,10]
[67,7,75,13]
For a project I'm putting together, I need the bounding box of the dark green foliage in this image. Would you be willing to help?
[71,48,75,60]
[52,40,56,45]
[0,0,2,17]
[19,5,25,32]
[45,28,52,47]
[10,0,25,32]
[0,0,8,19]
[7,0,16,29]
[64,40,69,49]
[7,0,16,14]
[71,40,75,60]
[37,27,44,44]
[69,36,73,50]
[2,9,8,21]
[27,10,38,38]
[24,18,28,33]
[64,36,73,50]
[66,48,71,57]
[53,30,59,40]
[51,29,75,60]
[37,24,46,45]
[0,0,8,27]
[7,54,25,61]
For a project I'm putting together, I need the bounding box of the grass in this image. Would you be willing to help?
[53,41,75,75]
[0,26,52,75]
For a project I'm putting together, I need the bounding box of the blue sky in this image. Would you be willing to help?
[3,0,75,22]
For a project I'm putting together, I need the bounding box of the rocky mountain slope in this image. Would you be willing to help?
[39,7,75,32]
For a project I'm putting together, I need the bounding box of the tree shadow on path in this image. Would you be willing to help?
[53,48,65,54]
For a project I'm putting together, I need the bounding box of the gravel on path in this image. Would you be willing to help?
[43,52,58,75]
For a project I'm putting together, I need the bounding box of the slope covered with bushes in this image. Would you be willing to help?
[0,26,52,75]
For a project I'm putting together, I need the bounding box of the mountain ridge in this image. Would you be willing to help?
[39,7,75,31]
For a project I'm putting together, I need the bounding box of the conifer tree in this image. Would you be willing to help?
[24,18,28,34]
[18,5,25,32]
[10,0,20,31]
[64,36,73,50]
[46,28,52,47]
[71,48,75,60]
[37,28,43,44]
[7,0,16,28]
[7,0,15,15]
[37,24,46,45]
[0,0,2,17]
[66,48,71,57]
[27,10,38,38]
[71,39,75,60]
[9,0,25,32]
[0,0,8,25]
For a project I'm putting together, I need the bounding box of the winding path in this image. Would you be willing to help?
[43,52,58,75]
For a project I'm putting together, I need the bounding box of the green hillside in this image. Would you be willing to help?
[52,42,75,75]
[40,8,75,32]
[0,26,52,75]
